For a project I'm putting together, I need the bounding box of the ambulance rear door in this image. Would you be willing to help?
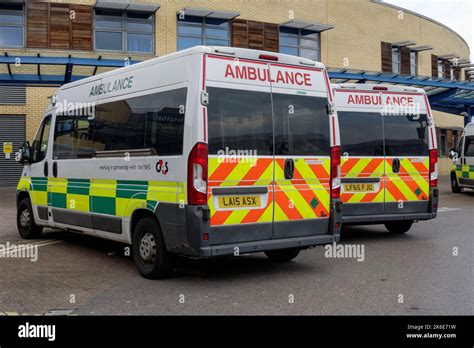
[269,63,332,237]
[334,89,386,216]
[382,92,431,214]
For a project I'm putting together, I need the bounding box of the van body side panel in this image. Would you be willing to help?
[44,55,191,243]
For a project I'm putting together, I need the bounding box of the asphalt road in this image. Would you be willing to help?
[0,177,472,315]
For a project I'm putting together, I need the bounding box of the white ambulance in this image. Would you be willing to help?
[332,83,438,233]
[450,122,474,193]
[16,46,342,279]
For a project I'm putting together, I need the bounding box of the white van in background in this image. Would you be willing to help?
[450,122,474,193]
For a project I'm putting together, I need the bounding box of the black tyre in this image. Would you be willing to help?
[17,197,43,239]
[264,248,300,262]
[132,216,174,279]
[451,173,462,193]
[384,221,413,234]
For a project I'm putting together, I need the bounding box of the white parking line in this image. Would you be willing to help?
[438,207,462,213]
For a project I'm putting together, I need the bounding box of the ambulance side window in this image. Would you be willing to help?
[207,87,273,155]
[464,136,474,157]
[273,94,330,156]
[53,117,94,159]
[337,112,384,156]
[384,114,429,156]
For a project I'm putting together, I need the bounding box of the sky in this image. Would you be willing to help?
[383,0,474,61]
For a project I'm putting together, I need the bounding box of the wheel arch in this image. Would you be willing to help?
[129,208,163,242]
[17,190,31,207]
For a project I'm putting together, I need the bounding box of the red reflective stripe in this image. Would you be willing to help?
[323,70,333,102]
[203,107,207,142]
[271,62,322,72]
[202,54,206,90]
[334,89,423,96]
[207,54,268,65]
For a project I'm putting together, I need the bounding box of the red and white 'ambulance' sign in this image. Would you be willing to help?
[206,55,327,92]
[334,90,428,112]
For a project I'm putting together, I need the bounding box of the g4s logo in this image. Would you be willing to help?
[156,160,169,175]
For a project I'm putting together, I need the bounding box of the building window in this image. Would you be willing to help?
[391,47,400,73]
[0,3,24,48]
[177,15,230,51]
[94,8,154,53]
[438,60,444,79]
[410,51,417,75]
[439,129,447,157]
[279,27,320,61]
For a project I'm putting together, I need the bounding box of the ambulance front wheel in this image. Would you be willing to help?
[265,248,300,262]
[384,221,413,234]
[451,173,462,193]
[132,216,174,279]
[17,197,43,239]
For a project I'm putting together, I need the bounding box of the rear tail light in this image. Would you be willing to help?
[259,54,279,61]
[188,142,208,205]
[330,146,341,199]
[373,86,388,91]
[429,149,438,188]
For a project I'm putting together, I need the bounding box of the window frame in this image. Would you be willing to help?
[439,128,447,157]
[279,27,320,61]
[438,60,445,79]
[176,15,230,51]
[409,50,417,75]
[94,9,155,54]
[391,47,401,74]
[0,3,25,48]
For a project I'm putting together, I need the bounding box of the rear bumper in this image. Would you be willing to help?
[164,199,342,258]
[342,188,438,225]
[343,212,436,225]
[199,234,336,257]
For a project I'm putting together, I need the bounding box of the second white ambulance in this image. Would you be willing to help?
[332,83,439,233]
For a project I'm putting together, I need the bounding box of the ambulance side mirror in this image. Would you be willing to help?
[449,148,458,160]
[17,142,31,164]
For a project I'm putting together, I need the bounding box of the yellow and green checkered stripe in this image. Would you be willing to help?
[454,164,474,180]
[17,177,185,217]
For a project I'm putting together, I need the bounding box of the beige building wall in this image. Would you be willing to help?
[0,0,470,175]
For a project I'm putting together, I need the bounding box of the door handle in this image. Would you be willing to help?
[392,158,401,173]
[284,159,295,179]
[43,161,48,177]
[53,162,58,177]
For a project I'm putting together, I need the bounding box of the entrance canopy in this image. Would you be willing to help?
[328,68,474,119]
[0,53,473,119]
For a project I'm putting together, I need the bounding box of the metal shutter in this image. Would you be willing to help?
[0,115,26,187]
[0,86,26,105]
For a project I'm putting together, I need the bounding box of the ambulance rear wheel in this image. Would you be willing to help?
[132,216,174,279]
[384,221,413,234]
[17,197,43,239]
[265,248,300,262]
[451,174,462,193]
